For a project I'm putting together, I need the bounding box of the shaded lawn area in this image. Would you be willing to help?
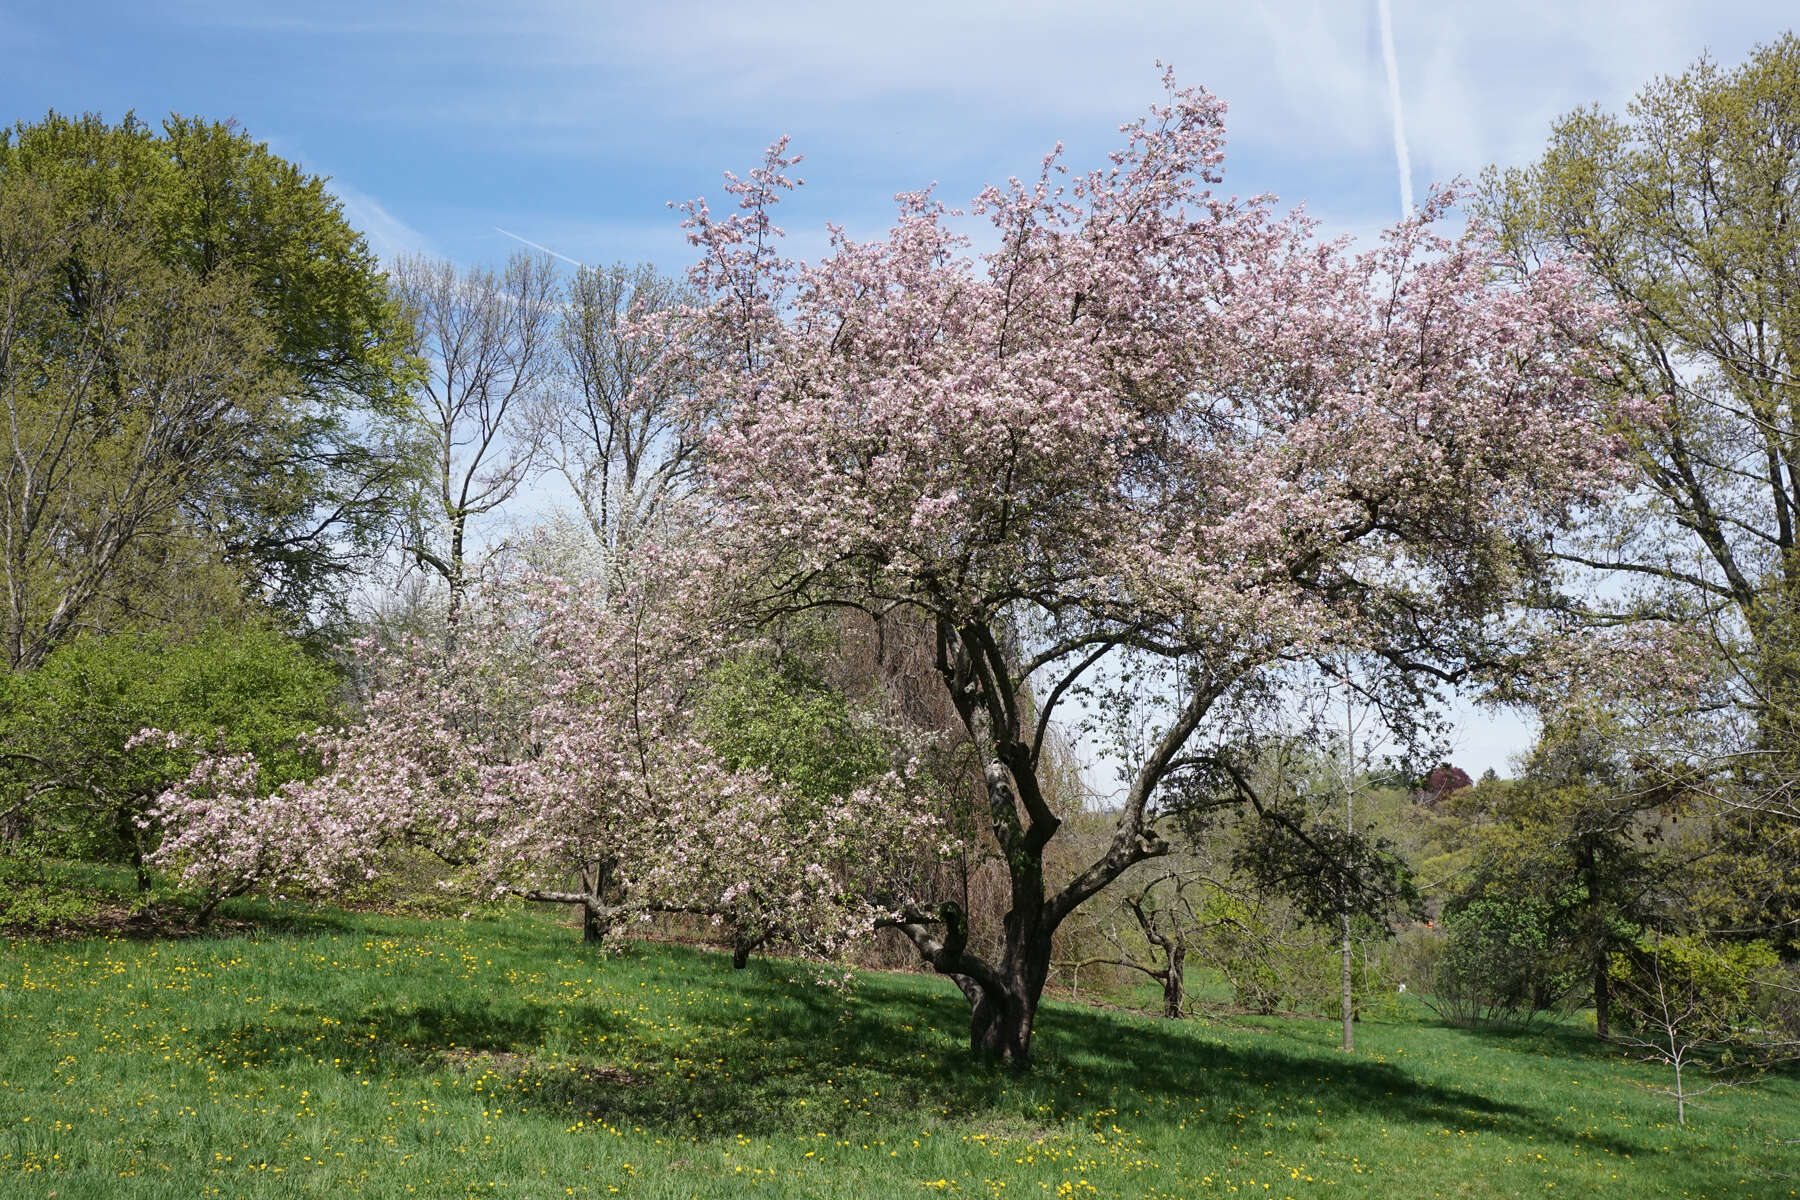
[1,903,1795,1198]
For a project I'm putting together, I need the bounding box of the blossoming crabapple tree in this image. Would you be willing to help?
[147,549,939,955]
[677,74,1626,1064]
[131,731,342,923]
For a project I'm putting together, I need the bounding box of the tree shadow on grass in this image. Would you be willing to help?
[0,855,383,942]
[198,994,592,1075]
[1418,1014,1612,1059]
[187,939,1640,1158]
[334,949,1648,1154]
[682,966,1636,1148]
[219,901,368,938]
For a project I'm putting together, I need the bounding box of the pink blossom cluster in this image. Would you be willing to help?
[656,73,1632,1050]
[677,73,1625,669]
[152,74,1636,1018]
[144,551,945,951]
[135,733,355,916]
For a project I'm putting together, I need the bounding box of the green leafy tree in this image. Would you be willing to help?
[1431,891,1583,1027]
[0,623,341,889]
[1481,35,1800,775]
[1611,934,1786,1124]
[0,112,419,649]
[0,164,274,665]
[1451,723,1682,1036]
[698,651,894,806]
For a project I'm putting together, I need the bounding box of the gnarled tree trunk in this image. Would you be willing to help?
[580,861,612,943]
[1161,943,1187,1019]
[731,929,770,969]
[883,618,1209,1067]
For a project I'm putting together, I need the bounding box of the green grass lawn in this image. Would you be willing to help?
[2,903,1796,1199]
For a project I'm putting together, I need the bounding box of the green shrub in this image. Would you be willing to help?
[0,623,341,887]
[1431,893,1581,1026]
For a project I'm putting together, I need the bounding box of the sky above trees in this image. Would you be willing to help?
[3,1,1784,267]
[2,0,1790,777]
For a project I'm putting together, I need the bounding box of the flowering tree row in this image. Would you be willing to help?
[145,550,942,957]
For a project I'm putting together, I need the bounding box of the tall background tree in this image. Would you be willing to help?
[0,169,275,667]
[0,111,416,916]
[390,251,559,624]
[0,113,420,649]
[540,262,699,593]
[1482,34,1800,971]
[1483,36,1800,747]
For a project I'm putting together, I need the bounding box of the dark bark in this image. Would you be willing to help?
[579,861,612,944]
[880,617,1204,1066]
[194,880,251,926]
[874,626,1209,1065]
[119,803,150,893]
[730,930,770,969]
[1161,943,1187,1019]
[884,901,1038,1066]
[968,982,1036,1063]
[959,926,1052,1065]
[1594,949,1612,1040]
[1574,835,1613,1040]
[1126,881,1189,1020]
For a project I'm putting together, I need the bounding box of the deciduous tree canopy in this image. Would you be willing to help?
[1483,35,1800,745]
[0,113,419,654]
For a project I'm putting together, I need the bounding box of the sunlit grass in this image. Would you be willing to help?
[2,902,1796,1198]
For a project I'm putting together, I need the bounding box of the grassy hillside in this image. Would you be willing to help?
[2,904,1796,1198]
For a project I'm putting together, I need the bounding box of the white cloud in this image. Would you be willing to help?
[1376,0,1414,216]
[327,178,437,264]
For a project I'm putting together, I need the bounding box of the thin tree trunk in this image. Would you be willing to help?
[445,517,466,634]
[1340,684,1355,1053]
[579,862,611,944]
[1340,910,1355,1052]
[119,804,150,893]
[1594,950,1611,1040]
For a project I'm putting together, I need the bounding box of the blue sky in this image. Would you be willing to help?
[4,0,1792,777]
[7,1,1789,269]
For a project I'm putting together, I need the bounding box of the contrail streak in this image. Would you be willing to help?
[495,227,584,268]
[1375,0,1413,218]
